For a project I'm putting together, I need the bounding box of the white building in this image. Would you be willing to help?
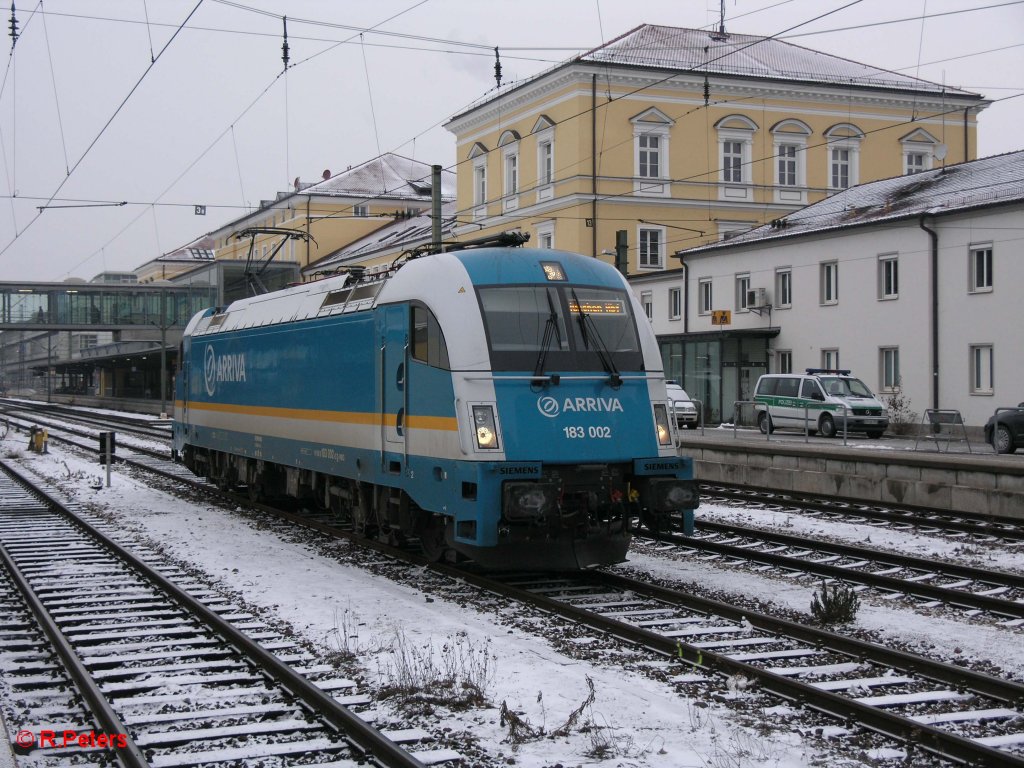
[637,150,1023,427]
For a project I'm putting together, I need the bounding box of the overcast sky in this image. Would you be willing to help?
[1,0,1021,282]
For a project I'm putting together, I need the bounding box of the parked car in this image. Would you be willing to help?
[666,381,700,429]
[985,403,1024,454]
[753,369,888,438]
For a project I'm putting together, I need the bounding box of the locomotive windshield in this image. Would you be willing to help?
[477,285,644,372]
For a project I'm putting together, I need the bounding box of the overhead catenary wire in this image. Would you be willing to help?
[3,1,1021,278]
[0,0,206,261]
[39,0,68,176]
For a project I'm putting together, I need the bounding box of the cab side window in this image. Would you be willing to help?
[777,377,799,397]
[801,379,822,399]
[411,304,450,369]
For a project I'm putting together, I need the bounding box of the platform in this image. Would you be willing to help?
[677,427,1024,520]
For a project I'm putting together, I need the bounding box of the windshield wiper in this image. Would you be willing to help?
[533,289,562,384]
[571,289,622,388]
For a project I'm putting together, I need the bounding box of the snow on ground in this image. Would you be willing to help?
[6,418,1022,767]
[624,543,1024,681]
[2,435,822,768]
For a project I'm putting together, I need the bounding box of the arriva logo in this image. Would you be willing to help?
[537,395,623,418]
[204,346,247,397]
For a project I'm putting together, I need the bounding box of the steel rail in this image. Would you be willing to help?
[507,569,1024,768]
[0,459,426,768]
[646,525,1024,619]
[23,417,1023,765]
[0,400,170,439]
[700,481,1024,540]
[0,521,150,767]
[245,504,1024,767]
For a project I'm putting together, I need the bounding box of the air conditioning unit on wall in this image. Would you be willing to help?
[746,287,768,308]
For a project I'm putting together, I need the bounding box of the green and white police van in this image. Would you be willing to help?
[753,369,889,438]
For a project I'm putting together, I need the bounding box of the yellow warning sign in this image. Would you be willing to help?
[711,309,732,326]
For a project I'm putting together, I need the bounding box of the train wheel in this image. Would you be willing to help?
[418,514,451,562]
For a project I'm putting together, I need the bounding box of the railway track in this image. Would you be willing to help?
[701,481,1024,543]
[0,399,171,442]
[483,568,1024,766]
[0,459,457,767]
[9,407,1024,764]
[635,523,1024,622]
[222,503,1024,766]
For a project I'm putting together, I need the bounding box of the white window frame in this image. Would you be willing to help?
[970,344,994,394]
[641,291,653,320]
[905,150,929,175]
[771,120,809,204]
[716,126,757,199]
[668,287,682,320]
[776,350,792,374]
[777,144,798,187]
[637,225,665,270]
[79,333,98,352]
[722,139,744,183]
[824,125,862,192]
[717,221,751,241]
[536,127,554,202]
[969,244,993,293]
[831,147,852,190]
[822,348,840,370]
[631,109,672,197]
[880,347,900,393]
[472,158,487,219]
[879,254,899,300]
[501,137,520,213]
[535,220,554,249]
[775,268,792,309]
[820,261,838,305]
[698,278,713,315]
[735,273,751,312]
[504,152,518,196]
[353,204,368,217]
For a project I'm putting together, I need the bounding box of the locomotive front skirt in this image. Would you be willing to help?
[173,246,699,570]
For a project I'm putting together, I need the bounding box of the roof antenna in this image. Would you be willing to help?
[710,0,728,40]
[493,46,502,89]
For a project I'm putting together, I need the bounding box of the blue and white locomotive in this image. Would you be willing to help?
[173,237,698,569]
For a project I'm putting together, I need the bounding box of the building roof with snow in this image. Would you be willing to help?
[679,150,1024,256]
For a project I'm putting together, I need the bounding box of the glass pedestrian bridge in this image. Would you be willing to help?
[0,282,218,331]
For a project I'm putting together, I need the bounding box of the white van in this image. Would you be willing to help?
[666,381,699,429]
[753,369,888,438]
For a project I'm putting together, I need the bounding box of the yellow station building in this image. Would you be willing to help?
[443,24,988,271]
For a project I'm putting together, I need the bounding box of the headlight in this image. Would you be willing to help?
[647,478,699,511]
[473,405,500,450]
[503,482,558,521]
[653,404,672,445]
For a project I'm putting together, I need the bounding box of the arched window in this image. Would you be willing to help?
[824,123,864,191]
[770,119,811,204]
[532,115,555,202]
[714,115,757,201]
[630,107,674,197]
[468,142,488,219]
[498,130,521,212]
